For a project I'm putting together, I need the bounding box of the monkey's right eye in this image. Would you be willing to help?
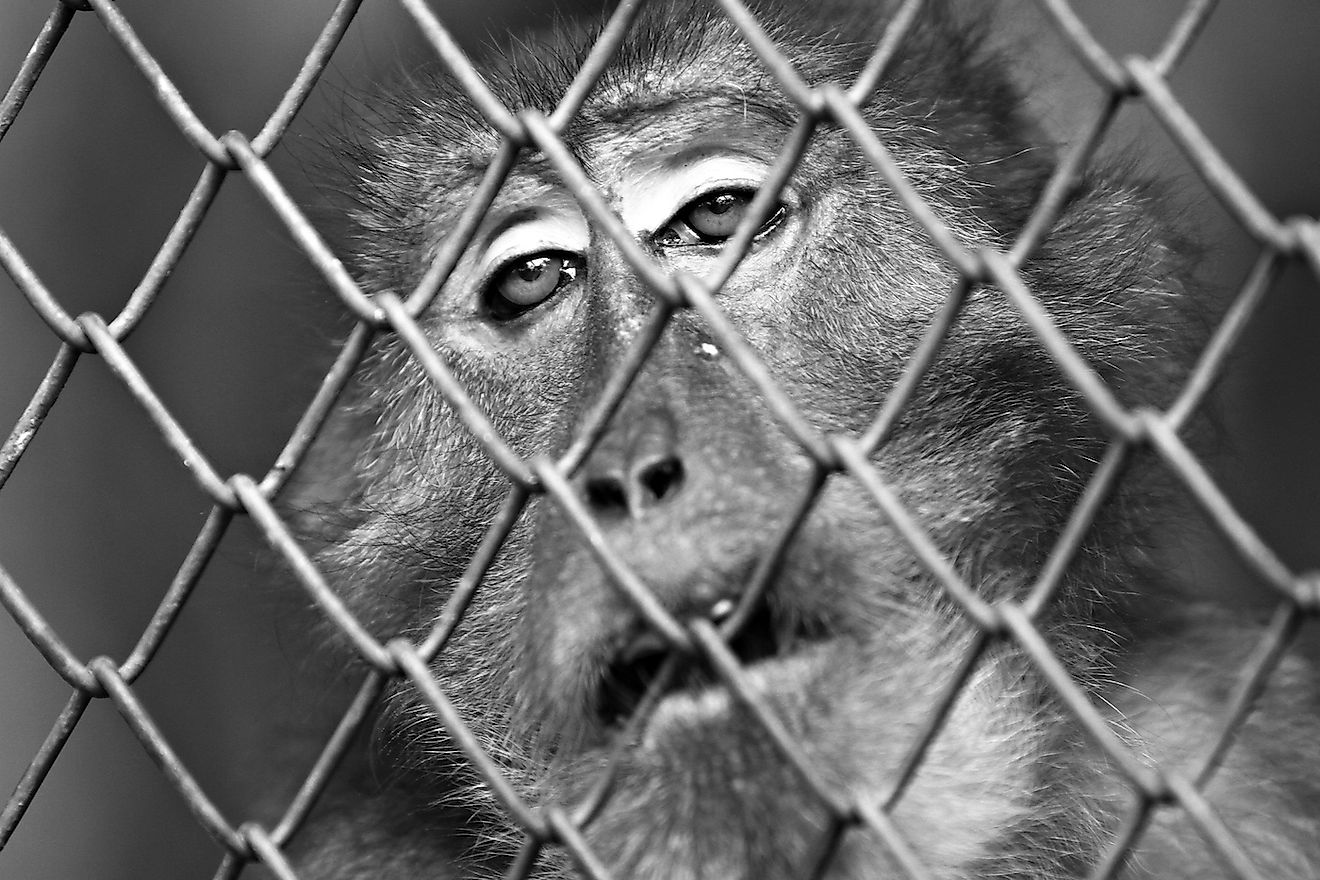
[655,187,784,248]
[483,251,584,320]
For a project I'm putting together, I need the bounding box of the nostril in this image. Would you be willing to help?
[637,456,684,505]
[581,453,684,518]
[585,476,629,515]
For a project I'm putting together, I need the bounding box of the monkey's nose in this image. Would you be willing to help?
[583,454,685,515]
[579,411,686,519]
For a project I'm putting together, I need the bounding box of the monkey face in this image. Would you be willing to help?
[340,86,1064,880]
[304,4,1210,878]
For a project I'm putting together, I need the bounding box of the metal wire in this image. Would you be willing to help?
[0,1,1316,878]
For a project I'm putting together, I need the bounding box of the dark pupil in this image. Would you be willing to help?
[706,193,739,214]
[518,257,553,281]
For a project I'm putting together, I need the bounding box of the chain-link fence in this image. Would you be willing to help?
[2,1,1318,878]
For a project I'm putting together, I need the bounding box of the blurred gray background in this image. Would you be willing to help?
[0,1,1317,877]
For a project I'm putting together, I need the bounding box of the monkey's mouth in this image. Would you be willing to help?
[596,602,817,730]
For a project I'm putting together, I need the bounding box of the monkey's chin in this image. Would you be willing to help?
[550,640,884,880]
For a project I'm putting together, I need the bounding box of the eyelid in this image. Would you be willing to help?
[480,217,588,283]
[673,180,760,216]
[619,156,771,234]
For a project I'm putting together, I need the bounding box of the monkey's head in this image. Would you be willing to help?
[300,2,1195,876]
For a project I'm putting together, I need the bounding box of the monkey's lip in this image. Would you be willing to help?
[640,644,832,742]
[596,602,829,734]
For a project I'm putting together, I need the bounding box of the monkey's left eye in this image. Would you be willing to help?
[657,188,784,247]
[484,251,583,320]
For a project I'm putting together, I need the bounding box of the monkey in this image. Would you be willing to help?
[279,1,1320,878]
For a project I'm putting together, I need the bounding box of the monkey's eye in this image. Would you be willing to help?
[656,188,784,248]
[484,251,583,320]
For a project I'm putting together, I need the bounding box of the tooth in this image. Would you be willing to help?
[709,598,736,623]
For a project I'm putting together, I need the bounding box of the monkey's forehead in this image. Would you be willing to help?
[408,3,818,165]
[573,100,791,177]
[423,93,803,207]
[437,71,800,171]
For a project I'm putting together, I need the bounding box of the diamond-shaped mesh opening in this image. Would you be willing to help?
[2,1,1318,878]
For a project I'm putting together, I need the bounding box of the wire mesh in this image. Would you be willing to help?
[1,1,1318,878]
